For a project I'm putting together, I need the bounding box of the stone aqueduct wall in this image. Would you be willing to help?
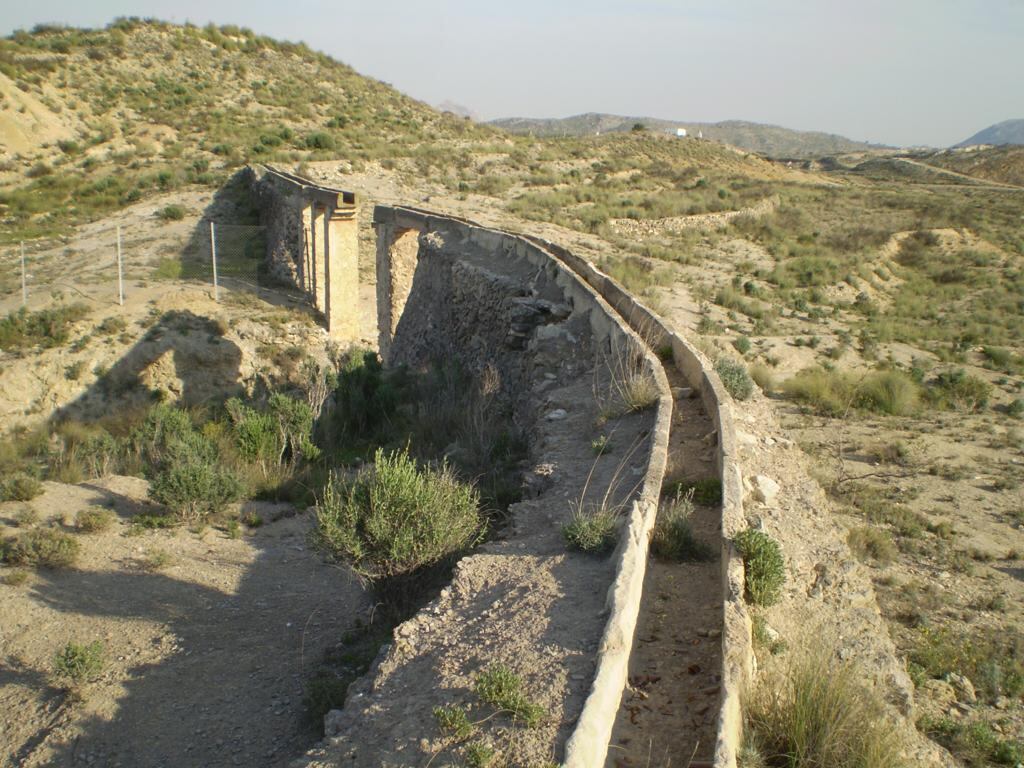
[251,170,753,766]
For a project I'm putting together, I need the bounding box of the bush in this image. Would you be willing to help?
[734,528,785,607]
[1009,398,1024,419]
[316,447,483,579]
[1,472,43,501]
[927,369,992,412]
[715,357,754,401]
[149,462,243,522]
[783,368,919,417]
[562,507,619,554]
[53,640,105,688]
[157,204,186,221]
[744,646,905,768]
[76,506,117,533]
[2,528,80,568]
[857,370,918,416]
[305,132,335,150]
[847,526,896,564]
[733,335,752,355]
[0,304,89,350]
[651,489,715,561]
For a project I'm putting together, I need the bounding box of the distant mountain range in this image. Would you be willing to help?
[957,119,1024,147]
[488,113,886,158]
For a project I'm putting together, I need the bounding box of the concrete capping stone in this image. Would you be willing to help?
[370,205,751,767]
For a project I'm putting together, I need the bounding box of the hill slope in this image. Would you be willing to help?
[957,119,1024,147]
[489,113,883,157]
[0,19,492,240]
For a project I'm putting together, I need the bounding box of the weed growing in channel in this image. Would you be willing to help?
[651,488,715,562]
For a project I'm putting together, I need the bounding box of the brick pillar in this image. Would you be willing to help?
[311,204,327,312]
[324,206,359,340]
[299,203,313,294]
[374,223,421,362]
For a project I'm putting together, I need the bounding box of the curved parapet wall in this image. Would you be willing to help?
[375,206,752,767]
[519,231,752,768]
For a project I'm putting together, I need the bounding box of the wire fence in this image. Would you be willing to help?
[1,222,272,314]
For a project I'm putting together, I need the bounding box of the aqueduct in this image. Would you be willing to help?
[248,164,752,767]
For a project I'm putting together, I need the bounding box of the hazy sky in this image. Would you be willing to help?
[2,1,1022,147]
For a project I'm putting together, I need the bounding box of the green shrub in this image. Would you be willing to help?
[715,357,754,401]
[53,640,105,687]
[76,506,117,533]
[2,528,79,568]
[1,472,43,501]
[316,447,483,579]
[562,507,619,554]
[149,462,242,522]
[651,489,715,561]
[744,646,905,768]
[474,663,546,727]
[734,528,785,607]
[733,335,752,355]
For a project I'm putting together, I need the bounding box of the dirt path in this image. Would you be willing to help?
[0,476,369,768]
[606,376,722,767]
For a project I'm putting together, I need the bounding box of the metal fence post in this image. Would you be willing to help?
[209,221,219,302]
[116,225,124,307]
[20,241,27,307]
